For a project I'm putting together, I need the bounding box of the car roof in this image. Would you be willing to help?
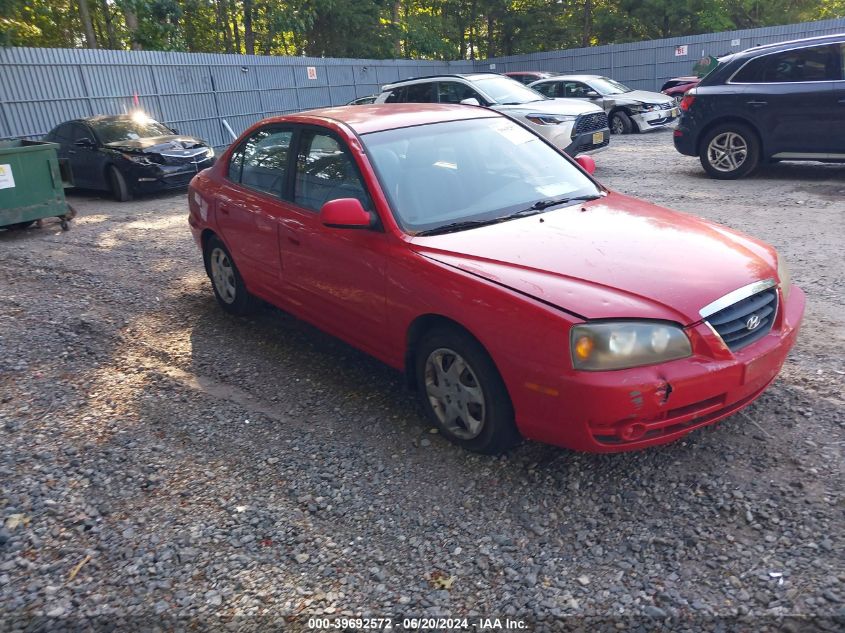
[262,103,499,135]
[382,73,501,89]
[504,71,550,75]
[734,32,844,59]
[537,74,604,82]
[78,115,143,123]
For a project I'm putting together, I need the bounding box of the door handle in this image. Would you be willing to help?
[68,150,76,155]
[746,100,768,108]
[287,236,300,246]
[220,206,230,215]
[838,98,845,105]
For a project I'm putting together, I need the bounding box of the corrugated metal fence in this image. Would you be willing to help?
[486,17,845,91]
[1,17,843,148]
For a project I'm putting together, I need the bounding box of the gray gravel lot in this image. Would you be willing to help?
[1,129,843,632]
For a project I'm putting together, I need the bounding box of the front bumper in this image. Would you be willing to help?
[518,285,805,452]
[631,109,680,132]
[565,127,611,156]
[129,157,216,194]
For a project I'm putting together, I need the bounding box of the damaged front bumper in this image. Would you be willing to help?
[631,108,680,132]
[523,285,805,452]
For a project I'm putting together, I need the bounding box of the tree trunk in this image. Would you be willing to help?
[99,0,117,48]
[217,0,233,53]
[230,0,241,53]
[77,0,97,49]
[123,5,142,50]
[392,1,401,57]
[243,0,255,55]
[486,12,494,58]
[581,0,592,48]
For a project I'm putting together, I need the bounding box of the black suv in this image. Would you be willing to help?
[673,34,845,179]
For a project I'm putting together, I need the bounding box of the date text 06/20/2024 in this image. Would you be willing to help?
[306,617,527,630]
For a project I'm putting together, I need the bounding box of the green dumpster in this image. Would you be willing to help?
[0,139,76,231]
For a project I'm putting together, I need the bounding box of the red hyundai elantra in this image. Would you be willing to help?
[188,104,804,454]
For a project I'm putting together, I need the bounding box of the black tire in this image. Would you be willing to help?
[414,326,520,454]
[108,165,132,202]
[610,111,633,135]
[698,123,760,180]
[203,235,260,316]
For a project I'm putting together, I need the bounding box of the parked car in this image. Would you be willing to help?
[504,71,558,85]
[529,74,679,135]
[374,73,609,155]
[661,76,701,105]
[44,114,215,201]
[661,76,701,92]
[674,34,845,179]
[188,103,803,454]
[347,95,377,105]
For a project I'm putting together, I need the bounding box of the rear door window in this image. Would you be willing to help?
[404,82,436,103]
[228,126,293,197]
[383,86,406,103]
[533,82,557,98]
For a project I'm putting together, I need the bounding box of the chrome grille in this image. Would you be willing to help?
[573,112,609,135]
[706,288,777,351]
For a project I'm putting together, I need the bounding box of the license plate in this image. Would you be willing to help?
[592,131,604,144]
[671,108,680,117]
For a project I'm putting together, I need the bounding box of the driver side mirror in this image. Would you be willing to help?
[575,155,596,175]
[74,137,95,148]
[320,198,374,229]
[459,97,481,106]
[585,90,601,98]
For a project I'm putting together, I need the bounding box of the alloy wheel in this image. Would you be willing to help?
[209,247,237,304]
[424,348,486,440]
[611,116,625,134]
[706,132,748,173]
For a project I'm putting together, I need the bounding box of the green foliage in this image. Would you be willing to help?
[0,0,841,57]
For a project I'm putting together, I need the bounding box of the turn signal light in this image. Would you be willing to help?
[679,95,696,112]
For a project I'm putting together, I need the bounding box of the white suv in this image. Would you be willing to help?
[375,74,610,155]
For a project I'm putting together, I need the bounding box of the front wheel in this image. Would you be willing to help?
[108,166,132,202]
[699,123,760,179]
[610,111,633,135]
[414,327,520,454]
[204,235,260,316]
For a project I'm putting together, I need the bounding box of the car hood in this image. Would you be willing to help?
[613,90,673,105]
[408,192,777,324]
[105,135,209,155]
[493,99,603,116]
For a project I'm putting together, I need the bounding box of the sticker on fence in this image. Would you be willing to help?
[0,164,15,190]
[674,45,688,57]
[307,66,317,80]
[731,39,741,46]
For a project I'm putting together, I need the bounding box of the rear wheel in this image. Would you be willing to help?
[414,327,520,454]
[610,111,633,135]
[108,166,132,202]
[204,235,260,316]
[699,123,760,179]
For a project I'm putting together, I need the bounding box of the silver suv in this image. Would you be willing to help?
[375,74,610,155]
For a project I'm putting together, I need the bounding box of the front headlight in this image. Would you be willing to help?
[525,113,578,125]
[570,321,692,371]
[777,254,791,301]
[636,103,658,112]
[122,152,154,165]
[205,147,215,159]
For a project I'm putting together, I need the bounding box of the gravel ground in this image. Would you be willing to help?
[1,129,843,632]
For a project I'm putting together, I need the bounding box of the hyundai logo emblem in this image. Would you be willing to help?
[746,314,761,331]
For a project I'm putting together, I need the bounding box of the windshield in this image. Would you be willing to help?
[589,77,633,95]
[362,117,600,234]
[472,76,546,105]
[94,119,174,144]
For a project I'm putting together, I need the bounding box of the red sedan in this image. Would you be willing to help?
[188,104,804,454]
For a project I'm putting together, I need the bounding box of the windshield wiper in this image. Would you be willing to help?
[416,194,604,236]
[415,219,501,236]
[519,193,604,212]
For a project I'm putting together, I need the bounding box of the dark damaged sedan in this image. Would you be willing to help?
[45,114,215,201]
